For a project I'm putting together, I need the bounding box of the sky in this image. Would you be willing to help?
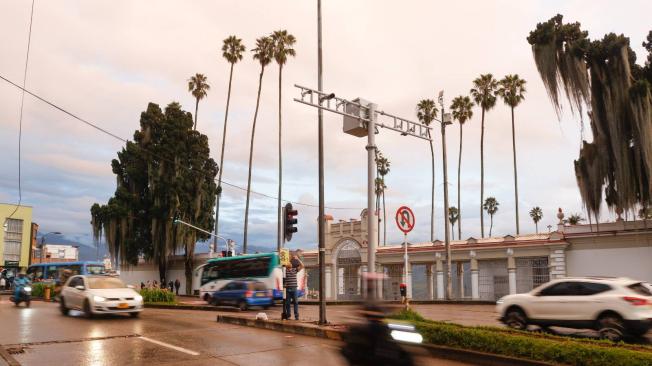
[1,0,651,253]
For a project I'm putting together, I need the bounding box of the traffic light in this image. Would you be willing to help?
[283,203,298,242]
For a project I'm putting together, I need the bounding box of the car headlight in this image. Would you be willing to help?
[135,295,143,302]
[93,295,106,302]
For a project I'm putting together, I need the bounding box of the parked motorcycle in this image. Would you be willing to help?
[10,285,32,307]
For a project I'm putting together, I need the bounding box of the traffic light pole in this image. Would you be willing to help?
[317,0,327,324]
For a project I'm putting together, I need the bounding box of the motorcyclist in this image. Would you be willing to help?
[13,270,31,301]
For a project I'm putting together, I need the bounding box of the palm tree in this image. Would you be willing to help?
[470,74,498,238]
[270,30,297,251]
[449,95,473,240]
[529,206,543,233]
[214,36,246,244]
[375,150,390,246]
[187,73,210,130]
[566,213,584,225]
[243,36,274,253]
[498,74,527,235]
[483,197,499,236]
[416,99,438,242]
[448,207,459,240]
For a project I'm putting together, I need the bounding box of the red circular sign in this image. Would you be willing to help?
[395,206,415,234]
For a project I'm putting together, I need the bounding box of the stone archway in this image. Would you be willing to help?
[335,239,362,300]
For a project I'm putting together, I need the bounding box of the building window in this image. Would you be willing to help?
[3,218,24,263]
[58,249,66,259]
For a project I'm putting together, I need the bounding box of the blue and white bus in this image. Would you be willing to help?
[27,261,106,284]
[198,253,305,302]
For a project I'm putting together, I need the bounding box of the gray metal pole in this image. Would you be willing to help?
[366,103,377,299]
[441,105,452,300]
[317,0,327,325]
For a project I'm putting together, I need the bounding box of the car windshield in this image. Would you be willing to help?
[88,277,126,289]
[628,282,652,296]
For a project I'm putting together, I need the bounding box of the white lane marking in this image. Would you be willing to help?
[139,336,200,356]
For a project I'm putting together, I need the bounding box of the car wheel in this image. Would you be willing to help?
[598,315,625,342]
[238,300,248,311]
[504,308,528,330]
[129,312,140,318]
[83,299,94,319]
[60,298,69,316]
[203,293,211,303]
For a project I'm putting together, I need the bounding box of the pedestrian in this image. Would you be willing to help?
[283,252,304,320]
[168,280,174,292]
[0,276,5,291]
[146,280,151,289]
[153,280,158,289]
[174,279,180,296]
[140,281,145,290]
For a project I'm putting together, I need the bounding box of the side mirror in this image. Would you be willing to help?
[75,285,85,291]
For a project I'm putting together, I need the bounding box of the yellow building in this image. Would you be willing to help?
[0,203,34,273]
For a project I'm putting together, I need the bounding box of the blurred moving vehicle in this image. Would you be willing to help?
[497,277,652,341]
[60,275,143,318]
[209,280,272,311]
[10,283,31,307]
[198,253,305,303]
[27,261,106,285]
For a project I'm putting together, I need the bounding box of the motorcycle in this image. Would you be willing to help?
[10,285,32,307]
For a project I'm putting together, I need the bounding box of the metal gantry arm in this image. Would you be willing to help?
[294,84,433,141]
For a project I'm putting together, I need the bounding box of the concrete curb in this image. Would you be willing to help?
[215,315,553,366]
[0,346,20,366]
[145,303,227,312]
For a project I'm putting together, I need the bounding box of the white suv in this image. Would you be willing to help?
[496,277,652,341]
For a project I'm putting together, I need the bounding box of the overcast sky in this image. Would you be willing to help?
[1,0,651,252]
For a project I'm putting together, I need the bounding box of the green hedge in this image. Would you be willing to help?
[31,283,55,298]
[139,288,176,304]
[391,309,652,366]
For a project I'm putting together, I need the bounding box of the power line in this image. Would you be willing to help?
[0,74,362,211]
[6,0,35,222]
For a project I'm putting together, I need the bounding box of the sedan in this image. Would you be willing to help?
[60,275,143,317]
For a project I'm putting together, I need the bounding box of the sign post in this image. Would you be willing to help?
[395,206,415,299]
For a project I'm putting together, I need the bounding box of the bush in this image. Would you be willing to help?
[390,310,652,366]
[31,283,55,298]
[139,288,176,304]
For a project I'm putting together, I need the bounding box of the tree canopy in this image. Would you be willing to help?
[527,15,652,220]
[91,102,218,281]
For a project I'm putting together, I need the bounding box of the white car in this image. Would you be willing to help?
[496,277,652,341]
[60,275,143,318]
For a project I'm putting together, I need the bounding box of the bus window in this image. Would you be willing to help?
[86,264,105,275]
[69,265,82,275]
[47,265,58,279]
[27,266,44,281]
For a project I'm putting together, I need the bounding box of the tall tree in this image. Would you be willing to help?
[498,75,527,235]
[483,197,499,236]
[214,36,246,248]
[527,15,652,220]
[91,102,218,294]
[529,206,543,233]
[416,99,438,241]
[243,36,274,253]
[271,30,297,251]
[450,95,473,240]
[375,150,390,246]
[448,206,459,240]
[470,74,498,238]
[187,73,210,130]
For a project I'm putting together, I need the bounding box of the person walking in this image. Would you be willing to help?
[283,252,304,320]
[168,280,174,292]
[0,276,5,291]
[140,281,145,290]
[174,279,181,296]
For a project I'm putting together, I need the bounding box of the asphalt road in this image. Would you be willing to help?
[0,300,472,366]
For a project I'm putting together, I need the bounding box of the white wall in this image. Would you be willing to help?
[566,246,652,283]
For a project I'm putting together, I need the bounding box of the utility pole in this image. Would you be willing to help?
[439,91,453,300]
[317,0,327,324]
[294,85,433,301]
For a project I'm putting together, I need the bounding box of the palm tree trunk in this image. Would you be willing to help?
[193,98,199,130]
[457,125,463,240]
[489,214,493,236]
[277,65,283,252]
[214,63,235,249]
[511,106,520,235]
[376,191,381,246]
[382,190,387,246]
[429,138,435,242]
[480,108,485,238]
[243,68,265,253]
[535,221,538,234]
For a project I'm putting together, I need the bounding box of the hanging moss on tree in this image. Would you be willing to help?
[91,102,218,293]
[527,15,652,221]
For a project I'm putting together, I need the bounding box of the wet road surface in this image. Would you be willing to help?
[0,300,473,366]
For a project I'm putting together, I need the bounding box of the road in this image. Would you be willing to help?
[0,300,472,366]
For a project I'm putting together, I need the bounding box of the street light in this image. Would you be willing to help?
[173,219,231,256]
[438,90,454,300]
[39,231,62,264]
